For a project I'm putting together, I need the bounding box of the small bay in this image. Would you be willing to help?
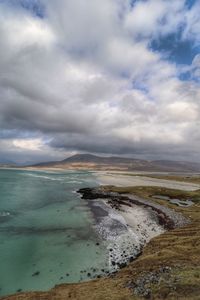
[0,169,108,296]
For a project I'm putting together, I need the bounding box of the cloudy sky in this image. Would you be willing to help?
[0,0,200,164]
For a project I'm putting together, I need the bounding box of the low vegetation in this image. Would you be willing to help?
[103,184,200,203]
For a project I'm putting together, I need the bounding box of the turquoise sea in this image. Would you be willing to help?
[0,169,110,297]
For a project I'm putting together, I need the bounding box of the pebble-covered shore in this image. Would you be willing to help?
[77,187,189,277]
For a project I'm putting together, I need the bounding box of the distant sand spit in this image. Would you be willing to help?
[96,172,200,191]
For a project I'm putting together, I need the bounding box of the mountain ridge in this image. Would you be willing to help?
[30,154,200,172]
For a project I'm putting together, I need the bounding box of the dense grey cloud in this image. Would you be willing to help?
[0,0,200,163]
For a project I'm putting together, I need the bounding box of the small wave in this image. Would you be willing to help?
[25,173,63,181]
[67,180,82,184]
[71,190,78,194]
[0,211,11,217]
[25,173,85,183]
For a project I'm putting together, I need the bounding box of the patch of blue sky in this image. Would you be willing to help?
[130,0,197,9]
[178,63,200,83]
[132,82,149,94]
[131,81,156,101]
[184,73,200,84]
[185,0,197,9]
[0,0,45,18]
[129,0,139,8]
[178,71,191,82]
[20,0,45,18]
[151,33,199,65]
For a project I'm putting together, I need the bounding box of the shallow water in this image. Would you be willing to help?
[153,195,194,207]
[0,169,111,296]
[0,169,168,297]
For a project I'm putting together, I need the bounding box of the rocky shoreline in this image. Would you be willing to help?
[77,187,189,275]
[78,187,189,230]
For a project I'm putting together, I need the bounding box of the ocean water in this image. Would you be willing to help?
[0,169,110,296]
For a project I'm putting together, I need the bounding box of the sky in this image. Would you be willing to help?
[0,0,200,164]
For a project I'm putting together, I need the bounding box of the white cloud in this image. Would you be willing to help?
[183,1,200,45]
[13,138,43,151]
[0,0,200,163]
[165,101,199,122]
[124,0,185,39]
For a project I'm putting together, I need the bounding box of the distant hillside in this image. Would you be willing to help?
[30,154,200,172]
[0,159,17,168]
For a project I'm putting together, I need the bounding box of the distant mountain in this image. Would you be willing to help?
[0,159,17,168]
[0,159,15,164]
[30,153,200,172]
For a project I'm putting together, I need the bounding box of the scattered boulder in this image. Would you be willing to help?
[129,256,134,262]
[32,271,40,277]
[118,262,127,269]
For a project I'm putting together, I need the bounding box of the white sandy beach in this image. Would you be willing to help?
[91,197,165,271]
[119,204,165,242]
[96,172,200,191]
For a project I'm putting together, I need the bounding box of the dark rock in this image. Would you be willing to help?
[129,256,134,262]
[87,273,91,277]
[17,289,22,293]
[118,262,127,269]
[32,271,40,277]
